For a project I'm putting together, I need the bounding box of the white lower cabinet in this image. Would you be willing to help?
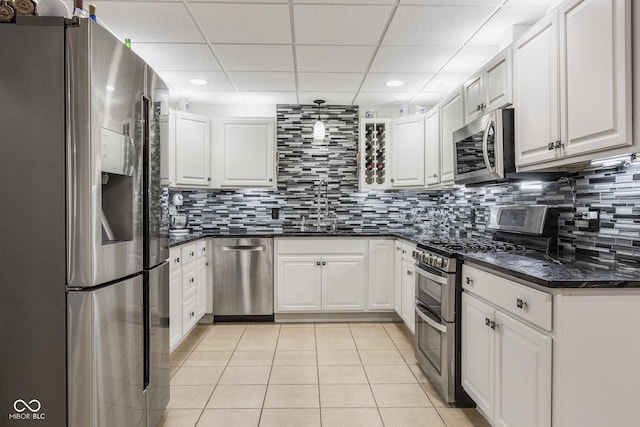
[277,256,323,311]
[368,239,395,310]
[393,242,403,315]
[322,255,366,311]
[169,267,182,351]
[400,258,415,333]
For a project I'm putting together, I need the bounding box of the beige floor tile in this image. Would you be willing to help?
[171,366,225,386]
[359,349,405,365]
[278,327,316,338]
[170,367,179,378]
[408,364,429,383]
[259,408,321,427]
[171,351,190,368]
[269,365,318,384]
[317,350,361,366]
[379,407,446,427]
[391,335,415,350]
[319,384,376,408]
[206,326,246,339]
[316,337,356,351]
[320,408,383,427]
[349,325,389,338]
[196,409,261,427]
[315,327,353,338]
[190,325,212,337]
[354,337,396,350]
[183,351,233,367]
[241,329,280,340]
[364,365,418,384]
[207,385,267,409]
[318,365,368,384]
[277,337,316,350]
[236,338,277,351]
[420,382,451,408]
[263,384,320,408]
[371,384,432,408]
[167,385,214,409]
[159,409,202,427]
[175,336,203,353]
[315,322,350,328]
[280,322,315,329]
[195,338,239,352]
[218,366,271,385]
[436,408,491,427]
[245,324,281,332]
[228,350,274,366]
[382,322,409,337]
[399,348,419,365]
[273,350,317,366]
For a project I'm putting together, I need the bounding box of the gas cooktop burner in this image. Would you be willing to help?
[422,238,527,253]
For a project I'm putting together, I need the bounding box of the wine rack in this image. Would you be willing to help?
[359,118,390,189]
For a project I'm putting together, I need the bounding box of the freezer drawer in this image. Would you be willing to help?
[68,275,146,427]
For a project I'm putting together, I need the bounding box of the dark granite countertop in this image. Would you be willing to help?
[462,251,640,289]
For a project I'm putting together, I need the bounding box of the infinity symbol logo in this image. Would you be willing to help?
[13,399,41,413]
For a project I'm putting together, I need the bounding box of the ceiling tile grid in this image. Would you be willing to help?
[80,0,560,106]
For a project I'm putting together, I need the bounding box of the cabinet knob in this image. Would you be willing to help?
[207,177,211,181]
[322,261,326,266]
[554,140,563,149]
[490,320,497,330]
[317,261,321,266]
[269,178,273,182]
[406,270,412,276]
[206,262,209,267]
[516,298,527,309]
[465,277,473,285]
[190,278,195,283]
[485,317,491,327]
[176,257,180,263]
[191,311,195,317]
[548,142,555,151]
[477,104,482,111]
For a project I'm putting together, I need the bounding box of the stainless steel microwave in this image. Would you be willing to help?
[453,109,515,185]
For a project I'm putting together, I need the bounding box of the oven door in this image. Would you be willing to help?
[415,264,455,323]
[415,301,455,403]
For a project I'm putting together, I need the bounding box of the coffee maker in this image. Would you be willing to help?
[169,193,189,234]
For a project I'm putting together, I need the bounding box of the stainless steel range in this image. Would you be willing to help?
[413,205,557,407]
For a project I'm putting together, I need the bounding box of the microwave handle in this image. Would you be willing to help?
[482,119,496,174]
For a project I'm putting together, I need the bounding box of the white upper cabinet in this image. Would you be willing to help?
[559,0,632,158]
[463,49,513,125]
[440,88,464,185]
[515,0,633,170]
[391,116,425,188]
[424,107,441,188]
[174,111,211,187]
[212,118,276,188]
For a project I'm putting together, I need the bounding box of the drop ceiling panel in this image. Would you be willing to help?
[294,4,394,45]
[383,5,496,45]
[295,0,396,4]
[439,45,498,74]
[370,45,458,73]
[157,71,234,91]
[131,43,220,71]
[466,5,551,46]
[228,72,296,91]
[400,0,502,5]
[361,73,434,92]
[189,3,292,44]
[420,73,467,93]
[412,92,444,106]
[297,73,365,92]
[214,44,294,72]
[296,46,376,73]
[354,92,415,106]
[90,2,204,43]
[298,92,357,105]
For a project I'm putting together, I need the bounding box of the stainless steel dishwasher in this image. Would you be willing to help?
[212,238,274,321]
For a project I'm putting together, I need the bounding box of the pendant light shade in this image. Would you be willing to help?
[313,99,326,141]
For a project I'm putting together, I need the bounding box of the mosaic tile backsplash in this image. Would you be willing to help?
[171,104,640,267]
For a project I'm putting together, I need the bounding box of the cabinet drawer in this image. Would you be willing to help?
[182,262,197,298]
[182,295,197,335]
[196,240,208,258]
[181,242,198,264]
[277,239,366,254]
[462,264,552,331]
[170,247,182,268]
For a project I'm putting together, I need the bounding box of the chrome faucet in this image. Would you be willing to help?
[315,179,329,231]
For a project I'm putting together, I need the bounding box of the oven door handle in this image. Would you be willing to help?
[415,267,448,286]
[416,304,447,333]
[482,119,496,175]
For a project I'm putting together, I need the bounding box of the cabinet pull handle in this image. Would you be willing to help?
[406,270,412,276]
[269,178,273,182]
[322,261,326,266]
[516,298,527,309]
[476,104,482,111]
[190,278,195,283]
[490,321,497,330]
[206,262,209,267]
[548,142,555,151]
[191,311,195,317]
[176,257,180,263]
[207,177,211,181]
[554,140,563,149]
[316,261,321,266]
[465,277,472,285]
[485,317,491,327]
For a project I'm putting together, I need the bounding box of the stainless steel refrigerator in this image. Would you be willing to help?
[0,16,169,427]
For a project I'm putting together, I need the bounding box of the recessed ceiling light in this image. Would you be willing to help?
[386,80,404,87]
[189,78,208,86]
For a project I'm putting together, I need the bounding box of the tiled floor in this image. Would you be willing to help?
[163,322,490,427]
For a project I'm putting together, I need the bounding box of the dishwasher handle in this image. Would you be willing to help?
[221,245,265,252]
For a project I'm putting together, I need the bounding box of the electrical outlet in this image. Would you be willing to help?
[581,211,599,220]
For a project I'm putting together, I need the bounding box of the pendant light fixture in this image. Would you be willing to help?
[313,99,326,142]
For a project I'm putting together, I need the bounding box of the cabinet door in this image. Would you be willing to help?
[393,243,403,315]
[513,14,560,167]
[322,255,366,311]
[276,256,322,312]
[440,89,463,184]
[368,240,394,310]
[159,113,174,187]
[494,311,552,427]
[215,118,275,188]
[392,116,425,188]
[461,292,495,419]
[463,73,484,125]
[182,295,197,336]
[169,268,182,352]
[196,257,207,319]
[400,259,415,333]
[424,107,441,187]
[174,112,211,186]
[559,0,632,158]
[484,49,512,112]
